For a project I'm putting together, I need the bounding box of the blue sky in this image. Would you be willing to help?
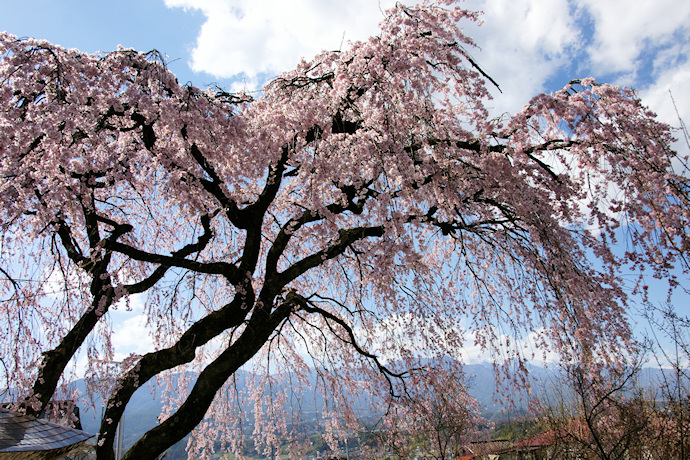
[2,0,689,364]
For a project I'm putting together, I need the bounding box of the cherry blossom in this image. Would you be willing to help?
[0,0,688,458]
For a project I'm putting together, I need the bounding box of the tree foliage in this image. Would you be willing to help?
[368,366,484,459]
[538,361,690,460]
[0,0,688,457]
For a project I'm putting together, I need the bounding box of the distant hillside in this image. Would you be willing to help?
[67,362,676,457]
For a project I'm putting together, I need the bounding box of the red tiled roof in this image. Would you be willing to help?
[512,430,555,449]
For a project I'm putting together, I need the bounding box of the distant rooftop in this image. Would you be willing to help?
[0,407,93,459]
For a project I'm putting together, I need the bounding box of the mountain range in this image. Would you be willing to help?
[68,361,675,456]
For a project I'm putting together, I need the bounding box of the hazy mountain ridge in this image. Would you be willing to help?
[67,362,676,455]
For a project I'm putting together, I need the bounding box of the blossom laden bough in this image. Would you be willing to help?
[0,0,688,458]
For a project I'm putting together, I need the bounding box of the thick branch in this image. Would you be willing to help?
[109,241,242,284]
[277,225,384,287]
[96,288,256,458]
[25,214,213,418]
[120,298,294,459]
[265,186,370,279]
[25,265,115,417]
[55,221,87,266]
[188,143,242,225]
[24,206,116,416]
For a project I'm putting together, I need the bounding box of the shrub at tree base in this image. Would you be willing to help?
[0,0,688,458]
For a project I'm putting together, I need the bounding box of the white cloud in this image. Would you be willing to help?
[640,61,690,159]
[164,0,580,111]
[570,0,690,132]
[112,292,145,313]
[164,0,396,88]
[464,0,690,118]
[641,61,690,124]
[112,314,154,359]
[462,0,580,115]
[165,0,689,122]
[343,312,561,367]
[574,0,690,76]
[454,329,561,366]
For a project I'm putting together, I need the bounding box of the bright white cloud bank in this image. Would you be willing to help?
[165,0,690,128]
[164,0,397,89]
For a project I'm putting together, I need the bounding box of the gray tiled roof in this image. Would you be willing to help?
[0,407,93,455]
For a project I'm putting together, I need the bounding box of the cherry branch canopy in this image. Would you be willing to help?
[0,0,688,457]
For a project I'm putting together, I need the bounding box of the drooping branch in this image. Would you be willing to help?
[294,292,409,396]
